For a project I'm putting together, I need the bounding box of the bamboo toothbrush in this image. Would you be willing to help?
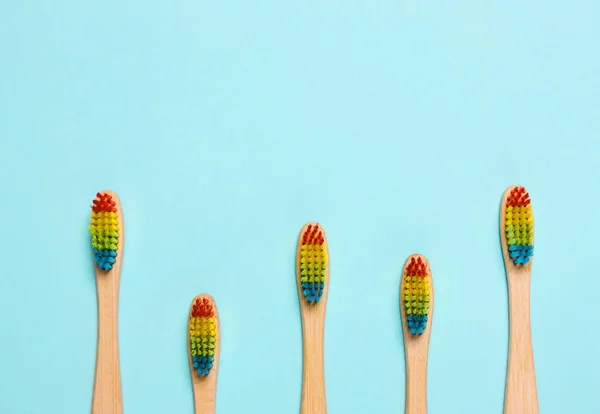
[89,191,124,414]
[188,294,220,414]
[500,186,539,414]
[296,223,329,414]
[400,254,433,414]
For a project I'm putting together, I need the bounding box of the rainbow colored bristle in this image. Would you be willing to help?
[300,224,327,303]
[189,298,216,377]
[403,257,430,335]
[90,192,119,271]
[505,186,534,265]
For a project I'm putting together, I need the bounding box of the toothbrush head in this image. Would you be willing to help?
[401,255,431,336]
[298,223,328,304]
[189,297,217,377]
[504,186,534,265]
[89,192,119,271]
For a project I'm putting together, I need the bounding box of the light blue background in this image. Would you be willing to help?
[1,1,599,413]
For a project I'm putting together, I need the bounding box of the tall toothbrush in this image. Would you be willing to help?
[89,191,124,414]
[188,294,220,414]
[500,185,539,414]
[296,223,329,414]
[400,254,433,414]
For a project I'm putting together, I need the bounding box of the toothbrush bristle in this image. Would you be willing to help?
[89,192,119,271]
[505,186,534,265]
[402,257,430,335]
[299,224,327,304]
[189,298,216,377]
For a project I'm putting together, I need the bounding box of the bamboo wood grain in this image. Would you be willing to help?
[188,294,221,414]
[500,186,539,414]
[296,223,329,414]
[92,190,124,414]
[400,254,434,414]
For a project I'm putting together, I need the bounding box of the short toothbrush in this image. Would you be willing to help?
[188,294,220,414]
[400,255,433,414]
[296,223,329,414]
[501,186,539,414]
[89,191,124,414]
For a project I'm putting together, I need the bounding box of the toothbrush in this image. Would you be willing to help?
[500,186,539,414]
[188,294,220,414]
[296,223,329,414]
[400,254,433,414]
[89,191,124,414]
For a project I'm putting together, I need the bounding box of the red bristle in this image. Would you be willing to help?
[406,258,415,275]
[406,256,427,276]
[506,187,531,207]
[191,298,215,318]
[302,223,325,245]
[92,192,117,213]
[311,224,320,244]
[303,225,312,244]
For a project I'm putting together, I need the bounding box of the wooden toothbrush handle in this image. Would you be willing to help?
[192,384,217,414]
[191,373,218,414]
[505,274,539,414]
[405,356,428,414]
[301,313,327,414]
[92,281,123,414]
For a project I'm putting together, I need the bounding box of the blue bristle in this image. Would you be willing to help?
[509,244,534,265]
